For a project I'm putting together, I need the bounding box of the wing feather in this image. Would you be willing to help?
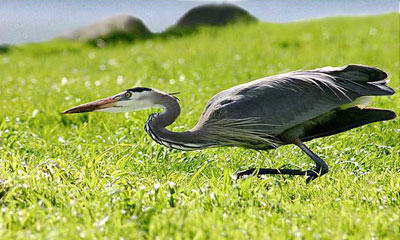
[195,65,393,139]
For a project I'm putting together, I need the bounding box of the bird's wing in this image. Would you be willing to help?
[197,65,393,136]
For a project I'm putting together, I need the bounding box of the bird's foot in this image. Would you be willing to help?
[234,167,327,183]
[234,168,308,180]
[233,168,258,180]
[303,166,329,183]
[304,170,318,183]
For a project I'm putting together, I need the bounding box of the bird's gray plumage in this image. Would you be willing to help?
[63,64,396,182]
[191,64,394,149]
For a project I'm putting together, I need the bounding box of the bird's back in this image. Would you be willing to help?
[193,65,394,149]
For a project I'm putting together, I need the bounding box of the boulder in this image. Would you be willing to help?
[58,14,151,42]
[175,4,257,28]
[0,44,10,54]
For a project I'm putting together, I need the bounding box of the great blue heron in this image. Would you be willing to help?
[64,65,396,182]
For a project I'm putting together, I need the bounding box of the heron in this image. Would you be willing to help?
[63,64,396,182]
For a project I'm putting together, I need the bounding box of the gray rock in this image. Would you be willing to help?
[175,4,257,28]
[58,14,151,42]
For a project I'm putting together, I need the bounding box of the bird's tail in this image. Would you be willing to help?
[316,64,395,96]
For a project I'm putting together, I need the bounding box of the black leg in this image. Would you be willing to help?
[235,139,329,183]
[295,140,329,183]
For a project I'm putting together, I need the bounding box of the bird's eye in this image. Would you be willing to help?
[124,92,132,98]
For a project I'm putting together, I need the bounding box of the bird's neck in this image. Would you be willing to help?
[153,95,181,128]
[144,95,211,150]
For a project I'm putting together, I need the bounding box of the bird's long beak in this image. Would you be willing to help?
[63,97,118,114]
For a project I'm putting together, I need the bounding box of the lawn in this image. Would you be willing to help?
[0,13,399,239]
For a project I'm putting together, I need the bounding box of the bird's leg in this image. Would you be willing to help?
[235,139,329,183]
[293,139,329,183]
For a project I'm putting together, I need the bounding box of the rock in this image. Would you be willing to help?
[175,4,257,28]
[58,14,151,42]
[0,44,10,54]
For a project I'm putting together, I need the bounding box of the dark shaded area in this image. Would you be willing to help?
[0,187,9,200]
[175,4,257,28]
[162,4,257,39]
[277,40,301,49]
[0,44,10,54]
[300,107,396,142]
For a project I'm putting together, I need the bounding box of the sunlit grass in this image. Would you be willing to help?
[0,13,399,239]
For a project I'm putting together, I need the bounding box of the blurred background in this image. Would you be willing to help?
[1,0,398,45]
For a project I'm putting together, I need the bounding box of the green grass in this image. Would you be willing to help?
[0,13,399,239]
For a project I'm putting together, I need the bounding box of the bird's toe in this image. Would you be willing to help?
[233,169,256,180]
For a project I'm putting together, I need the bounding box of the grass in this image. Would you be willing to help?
[0,13,399,239]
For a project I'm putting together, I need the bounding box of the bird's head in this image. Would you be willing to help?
[63,87,176,114]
